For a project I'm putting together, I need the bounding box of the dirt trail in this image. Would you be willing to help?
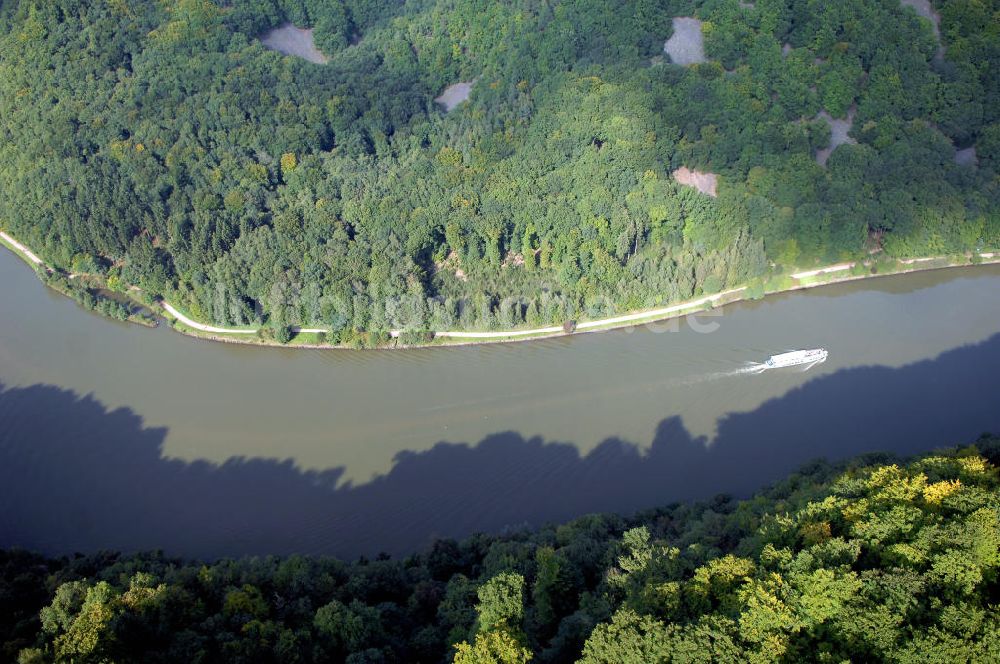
[0,231,45,267]
[160,302,259,335]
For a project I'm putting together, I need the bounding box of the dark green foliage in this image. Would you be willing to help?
[2,439,999,663]
[2,0,996,333]
[273,324,294,344]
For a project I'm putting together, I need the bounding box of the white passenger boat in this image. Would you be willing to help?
[762,348,828,369]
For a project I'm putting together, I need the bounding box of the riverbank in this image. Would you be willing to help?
[1,232,157,328]
[2,228,999,350]
[0,231,45,267]
[128,254,1000,350]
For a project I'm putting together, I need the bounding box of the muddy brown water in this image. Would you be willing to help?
[2,247,999,557]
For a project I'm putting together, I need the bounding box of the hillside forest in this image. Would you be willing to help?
[1,0,999,340]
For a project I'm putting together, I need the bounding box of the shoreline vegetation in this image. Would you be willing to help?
[3,228,998,350]
[0,231,158,329]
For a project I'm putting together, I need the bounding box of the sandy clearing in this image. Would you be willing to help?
[664,18,706,66]
[260,24,328,64]
[435,81,474,112]
[955,147,977,166]
[673,167,718,197]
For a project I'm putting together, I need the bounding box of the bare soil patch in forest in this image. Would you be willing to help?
[435,81,474,111]
[673,167,718,197]
[901,0,941,38]
[259,24,328,64]
[815,108,857,166]
[664,18,706,66]
[955,147,977,166]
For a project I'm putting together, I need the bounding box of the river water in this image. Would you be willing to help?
[1,247,999,558]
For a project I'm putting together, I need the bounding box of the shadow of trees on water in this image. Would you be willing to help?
[2,333,999,560]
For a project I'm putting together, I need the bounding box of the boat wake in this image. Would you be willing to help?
[695,365,768,382]
[746,360,824,374]
[659,349,829,387]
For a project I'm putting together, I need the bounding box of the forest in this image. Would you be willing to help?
[2,438,998,662]
[0,0,998,340]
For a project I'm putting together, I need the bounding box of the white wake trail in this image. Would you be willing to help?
[679,364,765,386]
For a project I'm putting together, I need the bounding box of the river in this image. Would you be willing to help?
[1,246,999,558]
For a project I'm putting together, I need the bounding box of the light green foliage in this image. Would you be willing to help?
[617,527,654,577]
[475,572,525,635]
[579,609,673,664]
[453,628,533,664]
[579,443,1000,663]
[451,571,532,663]
[34,574,166,662]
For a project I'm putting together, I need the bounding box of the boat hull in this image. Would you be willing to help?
[763,349,828,369]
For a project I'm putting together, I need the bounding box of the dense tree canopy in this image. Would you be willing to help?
[1,0,998,339]
[3,438,999,662]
